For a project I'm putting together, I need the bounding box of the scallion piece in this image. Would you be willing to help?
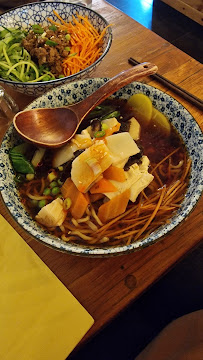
[45,39,58,47]
[64,197,72,210]
[94,130,106,138]
[32,24,44,34]
[49,25,57,31]
[65,34,71,41]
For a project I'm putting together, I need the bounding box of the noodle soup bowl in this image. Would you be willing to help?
[0,79,202,257]
[0,2,112,96]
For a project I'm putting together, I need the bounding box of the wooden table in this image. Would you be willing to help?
[0,0,203,350]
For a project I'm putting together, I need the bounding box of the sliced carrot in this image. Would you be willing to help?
[89,193,104,202]
[105,122,121,136]
[71,191,89,219]
[90,178,118,194]
[61,177,78,200]
[98,189,130,223]
[84,192,90,203]
[61,178,89,219]
[103,166,126,182]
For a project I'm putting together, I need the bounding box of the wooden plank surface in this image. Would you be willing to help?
[0,0,203,345]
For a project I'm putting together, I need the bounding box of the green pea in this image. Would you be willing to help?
[43,188,51,195]
[51,186,60,196]
[50,181,58,188]
[38,199,47,208]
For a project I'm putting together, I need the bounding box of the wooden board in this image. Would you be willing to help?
[0,0,203,349]
[160,0,203,25]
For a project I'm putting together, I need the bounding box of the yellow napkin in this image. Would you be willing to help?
[0,215,94,360]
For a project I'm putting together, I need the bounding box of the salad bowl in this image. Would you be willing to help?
[0,2,112,96]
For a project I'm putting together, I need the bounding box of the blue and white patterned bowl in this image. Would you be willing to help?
[0,2,112,96]
[0,79,202,257]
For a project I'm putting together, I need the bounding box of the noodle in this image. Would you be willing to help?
[15,97,191,247]
[151,147,180,174]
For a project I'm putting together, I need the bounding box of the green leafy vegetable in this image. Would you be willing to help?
[101,110,120,120]
[9,143,34,174]
[86,105,118,121]
[9,152,35,174]
[9,142,29,154]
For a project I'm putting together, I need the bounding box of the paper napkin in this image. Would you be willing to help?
[0,215,94,360]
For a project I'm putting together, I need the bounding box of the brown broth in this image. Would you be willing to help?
[17,97,189,244]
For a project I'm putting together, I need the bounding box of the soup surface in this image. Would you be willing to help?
[9,96,191,246]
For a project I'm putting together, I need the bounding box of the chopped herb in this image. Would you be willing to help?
[32,24,44,34]
[45,39,58,46]
[48,25,58,31]
[94,130,106,138]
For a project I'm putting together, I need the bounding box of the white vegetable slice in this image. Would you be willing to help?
[128,117,141,140]
[52,143,77,168]
[71,140,112,193]
[104,156,154,202]
[31,147,46,167]
[102,117,119,129]
[71,131,93,149]
[130,172,154,202]
[139,155,150,173]
[35,198,67,227]
[53,130,93,168]
[104,163,142,199]
[105,132,140,165]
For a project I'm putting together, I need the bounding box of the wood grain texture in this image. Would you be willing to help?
[160,0,203,25]
[0,0,202,345]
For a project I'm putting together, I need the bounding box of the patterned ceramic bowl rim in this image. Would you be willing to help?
[0,2,112,87]
[0,78,202,257]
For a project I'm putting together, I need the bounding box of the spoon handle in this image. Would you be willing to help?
[74,62,158,122]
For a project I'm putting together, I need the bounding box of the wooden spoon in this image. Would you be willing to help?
[13,62,158,148]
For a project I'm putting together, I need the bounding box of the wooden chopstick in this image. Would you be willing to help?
[128,57,203,111]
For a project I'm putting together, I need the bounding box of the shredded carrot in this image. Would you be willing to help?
[48,11,111,76]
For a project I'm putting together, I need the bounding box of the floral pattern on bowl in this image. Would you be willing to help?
[0,78,202,257]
